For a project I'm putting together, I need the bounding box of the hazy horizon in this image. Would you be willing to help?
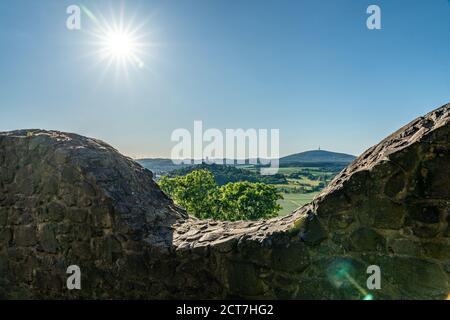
[135,147,357,160]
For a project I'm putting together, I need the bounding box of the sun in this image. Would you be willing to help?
[103,30,136,59]
[95,23,146,71]
[82,5,150,74]
[98,27,144,68]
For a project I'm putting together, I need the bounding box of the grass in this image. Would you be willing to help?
[277,167,307,175]
[232,165,338,216]
[277,192,318,216]
[274,166,339,215]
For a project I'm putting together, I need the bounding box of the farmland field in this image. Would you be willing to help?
[277,192,319,216]
[274,165,343,215]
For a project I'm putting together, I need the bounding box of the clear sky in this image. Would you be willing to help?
[1,0,450,158]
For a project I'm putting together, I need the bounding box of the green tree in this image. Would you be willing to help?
[159,170,283,221]
[159,169,217,219]
[215,182,282,221]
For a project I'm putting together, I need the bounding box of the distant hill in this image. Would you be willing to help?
[280,150,356,165]
[136,158,190,175]
[137,150,356,175]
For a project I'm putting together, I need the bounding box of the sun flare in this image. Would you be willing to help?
[95,24,146,71]
[82,5,150,75]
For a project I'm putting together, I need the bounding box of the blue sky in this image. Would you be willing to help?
[1,0,450,158]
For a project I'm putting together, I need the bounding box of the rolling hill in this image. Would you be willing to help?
[279,150,356,165]
[136,149,356,175]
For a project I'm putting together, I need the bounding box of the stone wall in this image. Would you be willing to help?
[1,104,450,299]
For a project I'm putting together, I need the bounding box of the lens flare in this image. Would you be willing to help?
[327,259,376,300]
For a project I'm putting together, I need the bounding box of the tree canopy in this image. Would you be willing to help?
[159,169,282,221]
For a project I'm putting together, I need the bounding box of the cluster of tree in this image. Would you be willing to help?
[310,182,326,192]
[287,168,338,187]
[287,169,336,180]
[280,162,348,171]
[168,163,287,185]
[277,183,325,194]
[159,169,282,221]
[287,171,318,180]
[277,186,309,194]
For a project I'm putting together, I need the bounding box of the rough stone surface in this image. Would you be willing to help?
[1,104,450,299]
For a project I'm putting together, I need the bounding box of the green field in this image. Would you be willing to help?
[273,166,342,216]
[222,165,336,216]
[277,192,318,216]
